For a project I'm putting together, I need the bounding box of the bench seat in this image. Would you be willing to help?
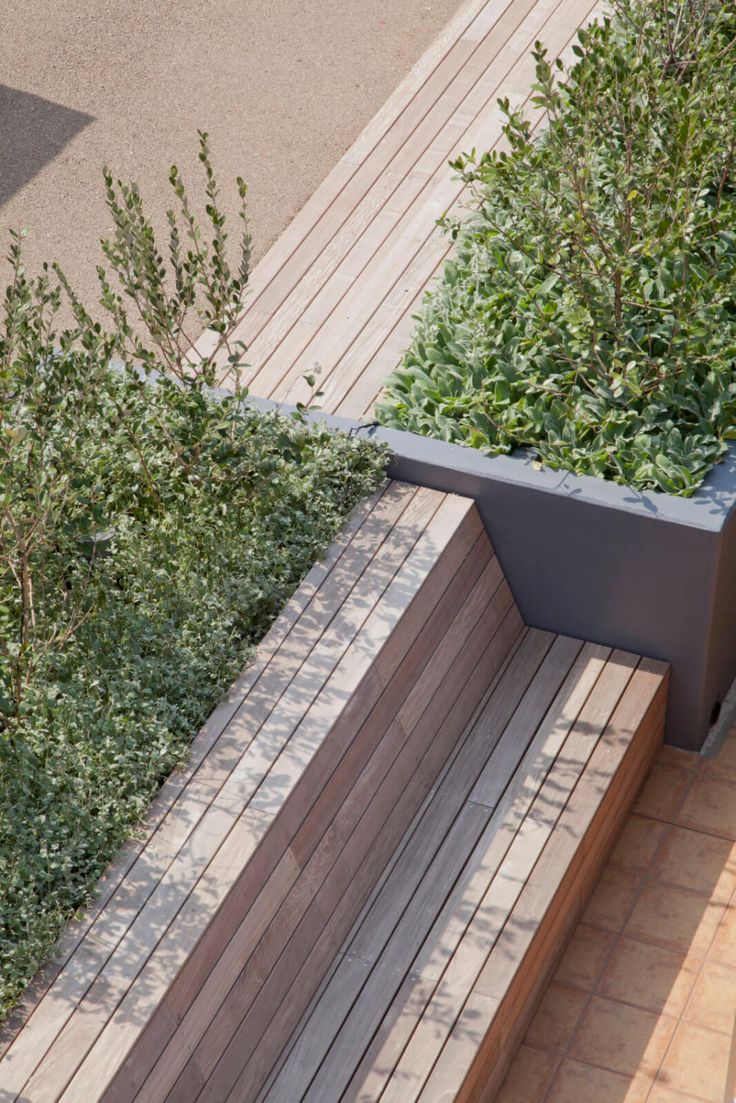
[260,634,668,1102]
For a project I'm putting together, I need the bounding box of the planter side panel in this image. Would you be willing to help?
[387,446,719,751]
[703,506,736,736]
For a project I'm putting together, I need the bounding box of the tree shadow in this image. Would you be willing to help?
[0,85,94,206]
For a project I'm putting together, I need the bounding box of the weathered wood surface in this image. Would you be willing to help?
[199,0,607,418]
[0,484,512,1103]
[260,651,668,1103]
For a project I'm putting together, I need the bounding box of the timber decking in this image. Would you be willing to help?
[258,640,668,1103]
[0,483,510,1103]
[0,479,668,1103]
[201,0,605,417]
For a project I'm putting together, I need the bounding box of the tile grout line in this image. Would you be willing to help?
[536,752,706,1101]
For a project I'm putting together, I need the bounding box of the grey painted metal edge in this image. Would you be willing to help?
[246,393,736,534]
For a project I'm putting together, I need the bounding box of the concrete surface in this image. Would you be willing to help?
[0,0,463,314]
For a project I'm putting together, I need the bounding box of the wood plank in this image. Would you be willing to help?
[125,524,494,1103]
[459,680,666,1103]
[0,484,394,1091]
[207,586,523,1103]
[249,10,556,402]
[252,0,597,409]
[266,633,578,1102]
[259,0,604,418]
[298,802,491,1103]
[375,652,638,1103]
[250,508,487,823]
[220,0,501,315]
[17,491,454,1103]
[34,491,428,1103]
[27,807,275,1103]
[56,490,461,1102]
[284,537,497,869]
[258,649,664,1103]
[173,565,510,1102]
[220,0,516,354]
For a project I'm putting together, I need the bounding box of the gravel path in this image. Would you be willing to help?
[1,0,462,316]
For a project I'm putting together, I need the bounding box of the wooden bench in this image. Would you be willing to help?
[200,0,606,418]
[0,478,667,1103]
[0,483,520,1102]
[258,636,667,1102]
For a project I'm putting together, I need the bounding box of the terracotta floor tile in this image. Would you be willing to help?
[656,1022,730,1102]
[652,826,736,902]
[634,765,693,822]
[702,734,736,782]
[547,1058,652,1103]
[624,883,725,956]
[525,983,589,1054]
[583,869,642,933]
[597,937,699,1017]
[496,1044,559,1103]
[657,746,701,773]
[569,995,676,1078]
[554,924,616,992]
[647,1086,711,1103]
[609,816,669,875]
[676,777,736,840]
[710,904,736,967]
[684,960,736,1034]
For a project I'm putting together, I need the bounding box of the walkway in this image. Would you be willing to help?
[219,0,604,418]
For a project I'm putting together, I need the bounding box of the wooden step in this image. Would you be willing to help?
[0,483,519,1103]
[259,640,668,1102]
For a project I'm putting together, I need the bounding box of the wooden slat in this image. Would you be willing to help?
[0,480,412,1098]
[51,490,459,1103]
[261,635,592,1101]
[13,483,426,1101]
[231,0,602,418]
[254,643,664,1103]
[375,652,639,1103]
[0,482,394,1084]
[246,0,572,403]
[3,485,500,1103]
[437,663,669,1103]
[170,549,517,1103]
[123,519,496,1103]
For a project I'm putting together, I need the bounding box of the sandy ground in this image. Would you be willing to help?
[1,0,463,320]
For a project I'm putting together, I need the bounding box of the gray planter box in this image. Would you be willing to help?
[377,426,736,753]
[252,396,736,752]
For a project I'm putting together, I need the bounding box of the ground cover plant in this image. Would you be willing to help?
[0,138,384,1017]
[378,0,736,495]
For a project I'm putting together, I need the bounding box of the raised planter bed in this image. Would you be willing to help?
[380,427,736,755]
[252,398,736,753]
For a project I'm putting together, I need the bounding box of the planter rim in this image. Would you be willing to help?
[247,394,736,535]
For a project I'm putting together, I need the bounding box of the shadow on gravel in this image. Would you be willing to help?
[0,85,94,206]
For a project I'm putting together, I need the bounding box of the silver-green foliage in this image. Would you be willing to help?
[0,144,384,1017]
[379,0,736,495]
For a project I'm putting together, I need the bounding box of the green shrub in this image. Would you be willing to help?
[0,140,384,1016]
[378,0,736,495]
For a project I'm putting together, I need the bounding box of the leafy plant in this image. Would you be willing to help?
[0,146,384,1016]
[378,0,736,496]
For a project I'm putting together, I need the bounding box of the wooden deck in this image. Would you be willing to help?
[206,0,605,417]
